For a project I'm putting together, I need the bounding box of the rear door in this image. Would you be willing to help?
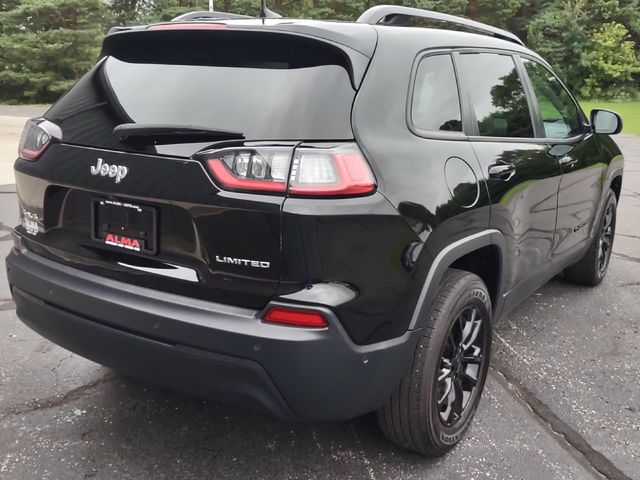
[456,51,562,306]
[17,28,366,309]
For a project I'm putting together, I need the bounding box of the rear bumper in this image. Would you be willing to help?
[6,248,419,422]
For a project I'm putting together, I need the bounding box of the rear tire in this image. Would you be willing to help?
[564,190,617,287]
[377,269,492,456]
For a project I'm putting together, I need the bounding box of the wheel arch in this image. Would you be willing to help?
[408,230,507,331]
[610,174,622,202]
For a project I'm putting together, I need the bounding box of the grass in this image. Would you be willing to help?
[579,100,640,136]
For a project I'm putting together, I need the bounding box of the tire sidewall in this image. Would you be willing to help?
[595,191,617,281]
[422,275,493,451]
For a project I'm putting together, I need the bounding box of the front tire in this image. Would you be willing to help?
[377,269,492,456]
[564,190,617,287]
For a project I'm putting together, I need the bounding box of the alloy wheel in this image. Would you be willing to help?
[598,202,615,275]
[436,306,486,427]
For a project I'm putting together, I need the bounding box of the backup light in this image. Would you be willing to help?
[206,147,290,193]
[263,306,329,329]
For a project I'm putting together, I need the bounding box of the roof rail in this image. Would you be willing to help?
[171,11,251,22]
[357,5,524,47]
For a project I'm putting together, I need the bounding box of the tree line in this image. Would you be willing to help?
[0,0,638,104]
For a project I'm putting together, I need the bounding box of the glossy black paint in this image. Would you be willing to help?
[7,250,420,421]
[14,143,285,308]
[9,18,623,357]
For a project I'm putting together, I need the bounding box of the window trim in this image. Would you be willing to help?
[405,49,468,141]
[404,47,590,144]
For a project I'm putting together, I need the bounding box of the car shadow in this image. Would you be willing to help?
[75,373,440,479]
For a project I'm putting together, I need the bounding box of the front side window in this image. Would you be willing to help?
[411,54,462,133]
[523,59,582,139]
[458,53,534,138]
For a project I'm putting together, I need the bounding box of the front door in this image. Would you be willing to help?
[455,52,563,309]
[520,58,604,262]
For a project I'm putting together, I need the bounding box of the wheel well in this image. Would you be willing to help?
[610,176,622,201]
[449,245,501,309]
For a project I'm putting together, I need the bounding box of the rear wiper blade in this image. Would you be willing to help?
[114,123,245,144]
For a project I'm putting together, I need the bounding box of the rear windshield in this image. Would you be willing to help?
[46,30,357,157]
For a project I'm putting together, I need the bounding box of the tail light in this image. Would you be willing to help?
[205,147,291,193]
[18,119,60,161]
[263,306,329,329]
[201,144,376,197]
[289,146,376,196]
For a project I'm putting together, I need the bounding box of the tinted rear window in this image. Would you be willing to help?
[411,54,462,133]
[46,30,357,157]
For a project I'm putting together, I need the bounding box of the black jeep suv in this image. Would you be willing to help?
[6,5,624,455]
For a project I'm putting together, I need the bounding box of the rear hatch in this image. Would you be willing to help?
[15,26,372,309]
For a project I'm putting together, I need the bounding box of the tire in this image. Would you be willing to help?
[377,269,492,456]
[564,190,617,287]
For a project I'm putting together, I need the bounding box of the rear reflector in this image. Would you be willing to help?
[263,307,329,329]
[147,23,227,30]
[200,144,376,197]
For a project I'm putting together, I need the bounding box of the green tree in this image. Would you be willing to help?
[580,22,640,99]
[1,0,638,103]
[0,0,113,103]
[527,0,640,98]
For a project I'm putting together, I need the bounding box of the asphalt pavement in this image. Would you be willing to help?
[0,105,638,479]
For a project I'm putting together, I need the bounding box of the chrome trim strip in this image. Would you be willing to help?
[117,261,199,283]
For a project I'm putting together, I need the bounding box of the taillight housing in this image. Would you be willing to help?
[18,119,59,161]
[289,146,376,197]
[263,306,329,329]
[201,143,376,198]
[206,147,291,193]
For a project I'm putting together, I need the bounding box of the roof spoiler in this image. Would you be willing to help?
[357,5,525,47]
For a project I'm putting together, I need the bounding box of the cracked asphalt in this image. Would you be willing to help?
[0,106,638,479]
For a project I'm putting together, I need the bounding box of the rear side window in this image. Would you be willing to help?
[522,59,582,139]
[411,54,462,133]
[458,53,534,138]
[46,31,357,157]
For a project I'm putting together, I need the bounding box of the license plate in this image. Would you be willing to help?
[92,199,157,254]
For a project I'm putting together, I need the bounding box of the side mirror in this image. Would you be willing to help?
[591,109,623,135]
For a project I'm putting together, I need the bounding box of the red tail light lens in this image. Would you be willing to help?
[263,306,329,329]
[289,146,376,196]
[18,120,52,161]
[205,147,291,193]
[201,144,376,197]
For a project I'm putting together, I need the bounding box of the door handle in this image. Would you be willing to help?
[488,163,516,181]
[559,156,578,168]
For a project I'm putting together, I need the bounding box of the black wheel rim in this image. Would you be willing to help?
[598,202,615,275]
[437,306,486,428]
